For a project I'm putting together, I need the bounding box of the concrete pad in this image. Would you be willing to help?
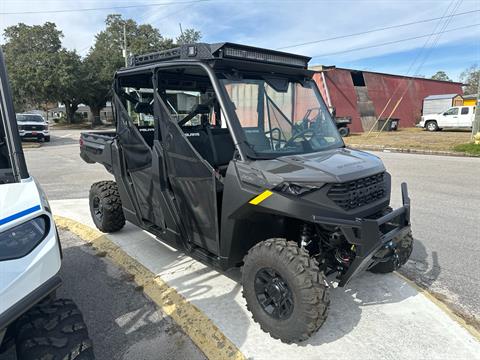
[51,199,480,360]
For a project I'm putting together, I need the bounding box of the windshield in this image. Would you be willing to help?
[16,114,44,123]
[221,78,343,158]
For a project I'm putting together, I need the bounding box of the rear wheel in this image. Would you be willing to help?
[338,126,350,137]
[426,121,438,132]
[242,239,330,343]
[369,231,414,273]
[89,181,125,233]
[15,299,94,360]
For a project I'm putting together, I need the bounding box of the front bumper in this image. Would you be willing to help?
[19,130,49,139]
[313,182,411,286]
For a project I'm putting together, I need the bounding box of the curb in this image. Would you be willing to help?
[394,272,480,341]
[348,144,480,157]
[54,215,246,360]
[21,143,42,149]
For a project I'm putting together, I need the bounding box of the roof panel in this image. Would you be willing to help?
[424,94,459,100]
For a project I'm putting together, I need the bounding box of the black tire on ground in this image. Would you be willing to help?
[242,238,330,343]
[45,136,51,142]
[338,127,350,137]
[89,181,125,233]
[369,231,414,274]
[15,299,94,360]
[426,120,438,132]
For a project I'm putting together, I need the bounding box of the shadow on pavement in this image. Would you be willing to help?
[149,235,426,349]
[399,236,441,289]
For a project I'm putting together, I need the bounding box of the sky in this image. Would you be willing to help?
[0,0,479,81]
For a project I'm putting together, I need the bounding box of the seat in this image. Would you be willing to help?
[182,126,215,165]
[243,127,271,152]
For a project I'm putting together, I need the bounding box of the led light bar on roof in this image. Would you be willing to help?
[126,43,310,69]
[221,46,308,68]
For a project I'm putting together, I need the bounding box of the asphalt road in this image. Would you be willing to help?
[23,128,480,325]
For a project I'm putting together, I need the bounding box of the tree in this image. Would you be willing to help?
[2,22,63,111]
[176,28,202,45]
[83,14,176,124]
[430,71,452,82]
[54,50,85,123]
[460,64,479,95]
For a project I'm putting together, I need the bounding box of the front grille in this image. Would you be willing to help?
[328,172,386,210]
[22,124,45,131]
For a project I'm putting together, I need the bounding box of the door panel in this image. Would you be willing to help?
[441,107,459,127]
[114,92,166,229]
[154,85,219,255]
[459,107,472,127]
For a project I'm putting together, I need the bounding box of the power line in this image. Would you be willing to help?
[311,22,479,58]
[0,0,212,15]
[276,9,479,50]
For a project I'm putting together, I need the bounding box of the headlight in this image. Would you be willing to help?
[0,216,49,261]
[274,182,321,196]
[17,125,24,130]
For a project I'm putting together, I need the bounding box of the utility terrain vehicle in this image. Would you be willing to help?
[0,50,94,359]
[80,43,413,343]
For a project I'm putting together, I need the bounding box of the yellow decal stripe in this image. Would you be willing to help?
[249,190,273,205]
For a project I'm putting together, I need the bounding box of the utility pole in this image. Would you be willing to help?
[471,78,480,141]
[123,23,128,67]
[122,22,131,116]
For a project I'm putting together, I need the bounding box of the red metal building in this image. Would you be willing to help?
[311,66,464,132]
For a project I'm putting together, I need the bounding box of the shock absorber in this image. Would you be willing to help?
[300,223,313,248]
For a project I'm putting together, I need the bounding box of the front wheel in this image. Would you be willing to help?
[15,299,94,360]
[426,121,438,132]
[242,239,330,343]
[369,231,413,273]
[89,181,125,233]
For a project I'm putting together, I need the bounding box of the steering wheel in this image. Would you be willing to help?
[284,128,316,148]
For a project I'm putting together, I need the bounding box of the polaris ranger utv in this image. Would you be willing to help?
[80,43,413,343]
[0,49,94,359]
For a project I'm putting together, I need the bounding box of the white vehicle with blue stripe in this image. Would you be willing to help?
[0,49,94,359]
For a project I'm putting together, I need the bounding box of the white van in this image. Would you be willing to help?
[418,105,476,131]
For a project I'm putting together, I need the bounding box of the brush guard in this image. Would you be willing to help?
[313,182,411,286]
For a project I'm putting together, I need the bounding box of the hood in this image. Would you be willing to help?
[0,178,42,230]
[17,121,47,126]
[253,148,385,185]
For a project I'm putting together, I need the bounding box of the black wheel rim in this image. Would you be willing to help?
[254,267,294,320]
[92,196,103,222]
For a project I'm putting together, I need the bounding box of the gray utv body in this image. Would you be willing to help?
[80,42,411,288]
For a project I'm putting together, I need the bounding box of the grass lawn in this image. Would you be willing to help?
[453,142,480,156]
[344,127,477,154]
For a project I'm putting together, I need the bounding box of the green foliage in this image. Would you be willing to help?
[460,64,479,95]
[82,14,180,123]
[177,28,202,45]
[2,15,202,125]
[430,71,452,82]
[453,142,480,156]
[2,22,64,111]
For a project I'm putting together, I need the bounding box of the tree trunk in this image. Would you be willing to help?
[90,106,103,127]
[64,100,78,124]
